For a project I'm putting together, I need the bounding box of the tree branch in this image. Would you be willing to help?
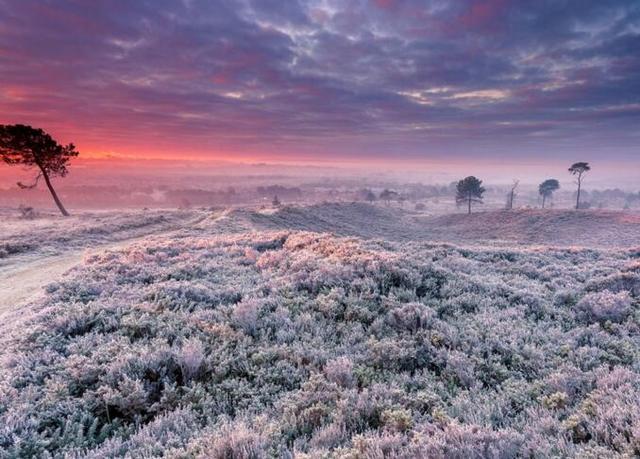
[17,172,43,189]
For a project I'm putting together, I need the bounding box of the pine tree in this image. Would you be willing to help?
[455,176,485,214]
[0,124,78,216]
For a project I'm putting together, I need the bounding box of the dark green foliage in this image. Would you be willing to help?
[455,176,486,214]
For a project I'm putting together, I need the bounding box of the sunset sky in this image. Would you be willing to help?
[0,0,639,167]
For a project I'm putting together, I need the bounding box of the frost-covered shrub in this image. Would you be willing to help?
[575,290,632,323]
[324,357,355,388]
[562,367,640,454]
[1,230,638,457]
[380,408,413,432]
[18,205,37,219]
[232,298,262,335]
[177,338,205,382]
[587,271,640,296]
[387,302,435,332]
[191,421,267,459]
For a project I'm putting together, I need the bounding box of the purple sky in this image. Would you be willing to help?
[0,0,639,164]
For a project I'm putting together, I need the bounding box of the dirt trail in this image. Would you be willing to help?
[0,213,211,329]
[0,236,156,330]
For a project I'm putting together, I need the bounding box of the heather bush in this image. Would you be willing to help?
[190,421,268,459]
[575,290,632,323]
[0,230,638,457]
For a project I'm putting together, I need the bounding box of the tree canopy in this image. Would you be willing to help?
[0,124,78,216]
[379,189,399,204]
[568,162,591,176]
[456,176,485,214]
[538,179,560,208]
[568,162,591,210]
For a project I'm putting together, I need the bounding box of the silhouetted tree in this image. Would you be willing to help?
[379,189,398,205]
[456,176,485,214]
[506,180,519,210]
[0,124,78,216]
[538,179,560,209]
[568,162,590,210]
[272,195,281,207]
[358,188,376,202]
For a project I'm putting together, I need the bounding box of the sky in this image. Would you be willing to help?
[0,0,639,168]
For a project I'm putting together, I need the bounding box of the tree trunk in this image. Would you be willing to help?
[575,177,581,210]
[542,195,546,209]
[41,169,70,216]
[467,196,471,214]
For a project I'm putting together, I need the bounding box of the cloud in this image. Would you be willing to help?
[0,0,638,160]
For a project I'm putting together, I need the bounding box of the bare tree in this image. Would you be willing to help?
[0,124,78,216]
[568,162,591,210]
[506,180,519,210]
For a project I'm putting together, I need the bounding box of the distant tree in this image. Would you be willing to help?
[0,124,78,216]
[379,189,399,205]
[538,179,560,209]
[568,162,591,210]
[398,193,408,208]
[624,192,640,210]
[456,176,485,214]
[272,195,281,207]
[358,188,376,203]
[505,180,519,210]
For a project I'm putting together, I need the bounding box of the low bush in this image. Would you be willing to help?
[0,231,638,457]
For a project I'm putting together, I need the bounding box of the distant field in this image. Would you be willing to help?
[0,202,638,457]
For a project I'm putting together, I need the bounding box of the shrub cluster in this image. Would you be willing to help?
[0,231,638,457]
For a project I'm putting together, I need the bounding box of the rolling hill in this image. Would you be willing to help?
[229,203,640,248]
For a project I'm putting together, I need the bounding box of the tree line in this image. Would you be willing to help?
[455,162,591,214]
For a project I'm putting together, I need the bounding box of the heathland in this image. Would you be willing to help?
[0,203,638,458]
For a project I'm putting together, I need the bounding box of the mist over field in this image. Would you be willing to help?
[1,160,639,211]
[2,0,640,457]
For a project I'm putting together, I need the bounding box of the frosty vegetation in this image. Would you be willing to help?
[245,203,640,248]
[0,209,196,260]
[1,223,638,457]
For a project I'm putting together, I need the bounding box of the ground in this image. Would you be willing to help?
[0,204,638,458]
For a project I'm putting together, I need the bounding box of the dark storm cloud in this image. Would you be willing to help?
[0,0,638,159]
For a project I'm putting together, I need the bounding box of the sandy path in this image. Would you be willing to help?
[0,251,81,314]
[0,212,212,330]
[0,236,158,330]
